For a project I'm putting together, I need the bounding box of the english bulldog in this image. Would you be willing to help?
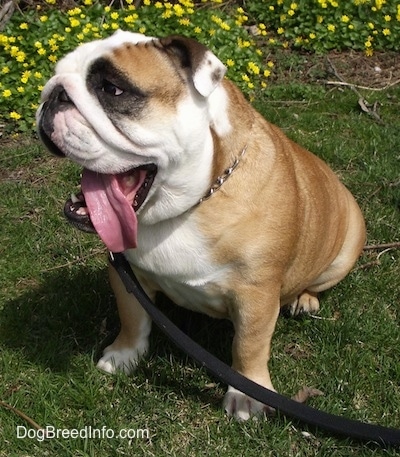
[36,31,366,420]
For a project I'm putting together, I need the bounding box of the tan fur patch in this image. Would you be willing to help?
[108,42,185,111]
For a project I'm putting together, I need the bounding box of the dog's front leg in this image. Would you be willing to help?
[223,286,280,420]
[96,262,153,375]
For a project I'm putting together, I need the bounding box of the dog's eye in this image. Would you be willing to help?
[102,80,123,96]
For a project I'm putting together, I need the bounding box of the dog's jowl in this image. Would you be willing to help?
[37,31,366,420]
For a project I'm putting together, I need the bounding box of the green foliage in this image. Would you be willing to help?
[247,0,400,53]
[0,0,271,134]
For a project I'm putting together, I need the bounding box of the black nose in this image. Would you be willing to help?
[58,88,72,103]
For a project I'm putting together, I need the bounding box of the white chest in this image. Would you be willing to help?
[124,214,231,318]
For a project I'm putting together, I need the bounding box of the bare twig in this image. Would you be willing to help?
[363,242,400,251]
[0,400,44,431]
[0,1,14,31]
[326,79,400,92]
[40,247,105,272]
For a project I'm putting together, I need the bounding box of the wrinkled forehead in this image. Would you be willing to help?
[55,31,154,75]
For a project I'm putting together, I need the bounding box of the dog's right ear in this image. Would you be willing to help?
[159,35,226,98]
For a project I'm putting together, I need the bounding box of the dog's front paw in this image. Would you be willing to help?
[96,340,148,375]
[223,386,274,421]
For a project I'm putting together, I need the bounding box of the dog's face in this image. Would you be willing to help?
[37,31,227,252]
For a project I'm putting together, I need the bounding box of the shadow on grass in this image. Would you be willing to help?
[0,265,234,379]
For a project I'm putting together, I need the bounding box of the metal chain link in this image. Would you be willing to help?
[197,145,248,205]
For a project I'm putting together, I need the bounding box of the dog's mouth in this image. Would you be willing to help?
[64,164,157,252]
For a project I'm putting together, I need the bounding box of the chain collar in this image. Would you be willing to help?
[196,144,248,206]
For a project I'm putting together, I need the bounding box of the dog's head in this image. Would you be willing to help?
[37,31,227,252]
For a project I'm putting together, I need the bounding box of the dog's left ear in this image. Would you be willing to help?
[159,35,226,97]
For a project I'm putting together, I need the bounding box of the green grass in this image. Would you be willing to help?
[0,70,399,456]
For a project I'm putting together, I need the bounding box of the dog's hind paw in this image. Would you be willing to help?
[96,342,148,375]
[223,386,275,421]
[287,290,320,317]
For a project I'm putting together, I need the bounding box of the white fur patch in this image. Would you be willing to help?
[192,50,226,97]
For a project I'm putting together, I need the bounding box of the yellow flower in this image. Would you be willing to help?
[263,69,271,78]
[179,18,190,26]
[277,27,285,34]
[124,15,137,24]
[37,48,46,56]
[327,24,336,32]
[10,111,21,120]
[104,6,111,12]
[155,2,163,7]
[1,66,10,74]
[34,72,42,79]
[382,28,391,36]
[143,0,151,4]
[309,32,316,39]
[173,4,184,16]
[68,7,82,15]
[341,15,350,23]
[194,26,202,34]
[365,39,372,47]
[84,0,93,5]
[226,59,235,67]
[384,15,391,21]
[17,86,25,93]
[247,62,260,75]
[111,12,119,20]
[70,18,80,27]
[138,26,146,33]
[111,23,119,30]
[2,89,12,97]
[40,15,48,22]
[19,23,29,30]
[247,82,254,89]
[162,10,172,19]
[241,74,250,82]
[290,2,298,9]
[288,10,295,16]
[16,51,26,62]
[365,48,373,56]
[48,55,57,63]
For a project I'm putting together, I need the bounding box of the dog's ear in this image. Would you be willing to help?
[159,35,226,97]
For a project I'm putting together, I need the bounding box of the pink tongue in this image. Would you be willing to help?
[81,169,144,252]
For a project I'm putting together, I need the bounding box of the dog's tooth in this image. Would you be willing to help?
[71,193,80,203]
[76,207,89,216]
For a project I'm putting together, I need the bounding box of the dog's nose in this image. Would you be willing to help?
[58,88,72,103]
